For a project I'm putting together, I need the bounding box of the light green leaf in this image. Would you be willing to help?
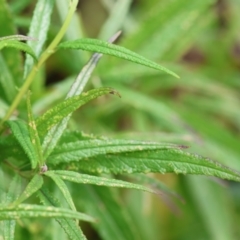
[58,38,179,78]
[0,204,95,222]
[11,174,43,207]
[48,138,182,165]
[0,40,37,61]
[38,187,88,240]
[27,92,44,166]
[44,172,76,211]
[71,149,240,182]
[0,54,17,103]
[5,120,38,168]
[45,170,156,194]
[36,87,119,139]
[24,0,55,77]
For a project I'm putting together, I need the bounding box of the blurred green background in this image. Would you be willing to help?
[3,0,240,239]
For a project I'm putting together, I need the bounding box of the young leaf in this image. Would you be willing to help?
[0,40,37,61]
[10,174,43,207]
[39,187,87,240]
[69,149,240,182]
[27,92,44,166]
[5,120,38,169]
[24,0,55,77]
[0,204,95,222]
[57,38,179,78]
[44,170,156,194]
[44,172,76,211]
[48,138,182,165]
[36,88,119,137]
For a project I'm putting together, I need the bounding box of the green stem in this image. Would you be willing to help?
[0,0,78,129]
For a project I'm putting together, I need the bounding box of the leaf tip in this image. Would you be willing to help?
[109,89,121,98]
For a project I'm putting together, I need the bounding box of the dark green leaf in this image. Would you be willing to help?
[72,149,240,182]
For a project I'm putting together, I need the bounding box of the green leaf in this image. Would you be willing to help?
[71,149,240,182]
[38,187,88,240]
[36,88,118,137]
[5,120,38,168]
[76,185,141,240]
[0,135,27,161]
[44,172,76,211]
[0,40,37,61]
[0,204,95,222]
[24,0,55,77]
[0,0,23,87]
[11,174,43,207]
[58,38,179,78]
[27,92,44,166]
[45,170,156,194]
[48,138,181,165]
[0,54,17,103]
[2,175,22,240]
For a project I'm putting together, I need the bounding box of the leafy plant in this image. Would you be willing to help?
[0,0,240,239]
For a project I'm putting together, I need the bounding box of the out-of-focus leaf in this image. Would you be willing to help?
[76,185,142,240]
[38,187,87,240]
[0,0,22,87]
[24,0,55,77]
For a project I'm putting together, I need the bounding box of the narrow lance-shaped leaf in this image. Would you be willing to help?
[36,87,120,158]
[58,38,179,78]
[44,172,76,211]
[0,40,37,61]
[38,187,87,240]
[45,170,156,194]
[69,149,240,182]
[10,174,43,207]
[27,91,44,166]
[0,204,95,222]
[0,34,37,42]
[5,120,38,169]
[48,138,183,165]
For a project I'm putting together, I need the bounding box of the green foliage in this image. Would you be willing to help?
[0,0,240,239]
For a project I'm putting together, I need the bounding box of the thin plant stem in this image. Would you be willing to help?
[0,0,78,129]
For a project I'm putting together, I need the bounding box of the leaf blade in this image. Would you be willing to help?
[69,149,240,182]
[58,38,179,78]
[0,40,37,61]
[45,170,156,194]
